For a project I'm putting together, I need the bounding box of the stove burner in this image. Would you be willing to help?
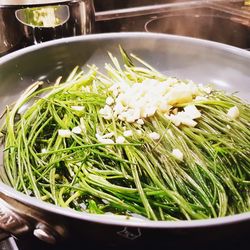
[145,13,250,49]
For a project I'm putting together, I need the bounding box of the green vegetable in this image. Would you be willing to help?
[0,48,250,221]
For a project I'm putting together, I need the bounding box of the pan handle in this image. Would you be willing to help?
[0,196,31,241]
[0,192,67,244]
[0,230,10,242]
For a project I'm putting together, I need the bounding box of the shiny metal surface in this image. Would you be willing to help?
[15,5,70,28]
[145,13,250,48]
[33,227,56,244]
[0,12,9,54]
[0,0,95,56]
[0,192,67,244]
[0,8,23,55]
[0,0,71,6]
[0,34,250,246]
[0,237,18,250]
[0,197,30,236]
[94,1,250,51]
[95,0,203,21]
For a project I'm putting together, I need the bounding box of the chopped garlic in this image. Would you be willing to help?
[113,102,125,115]
[41,148,47,154]
[184,105,201,119]
[116,136,125,144]
[99,76,205,124]
[148,132,160,140]
[58,129,72,138]
[167,114,181,126]
[123,130,133,137]
[157,102,171,113]
[166,105,201,127]
[96,133,114,144]
[165,84,196,105]
[140,104,157,118]
[227,106,240,120]
[102,132,114,139]
[106,96,114,105]
[98,138,114,144]
[99,105,113,120]
[71,106,85,111]
[136,129,142,136]
[179,116,197,127]
[119,108,140,123]
[95,133,102,140]
[167,113,197,127]
[172,149,184,161]
[72,126,82,134]
[136,119,144,125]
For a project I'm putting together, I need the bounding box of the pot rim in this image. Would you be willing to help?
[0,32,250,229]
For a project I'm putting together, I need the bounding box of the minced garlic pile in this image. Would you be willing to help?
[99,77,208,126]
[57,76,240,159]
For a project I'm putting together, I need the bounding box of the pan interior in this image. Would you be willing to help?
[0,33,250,227]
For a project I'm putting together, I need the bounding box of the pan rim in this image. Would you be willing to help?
[0,32,250,228]
[1,32,250,65]
[1,180,250,228]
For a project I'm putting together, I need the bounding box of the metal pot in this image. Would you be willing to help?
[0,32,250,248]
[0,0,95,56]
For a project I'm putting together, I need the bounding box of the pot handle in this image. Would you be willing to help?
[15,5,70,28]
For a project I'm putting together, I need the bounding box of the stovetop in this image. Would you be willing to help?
[8,227,250,250]
[93,0,203,11]
[94,0,250,49]
[2,1,250,249]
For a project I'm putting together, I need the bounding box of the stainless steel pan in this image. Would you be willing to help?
[0,32,250,247]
